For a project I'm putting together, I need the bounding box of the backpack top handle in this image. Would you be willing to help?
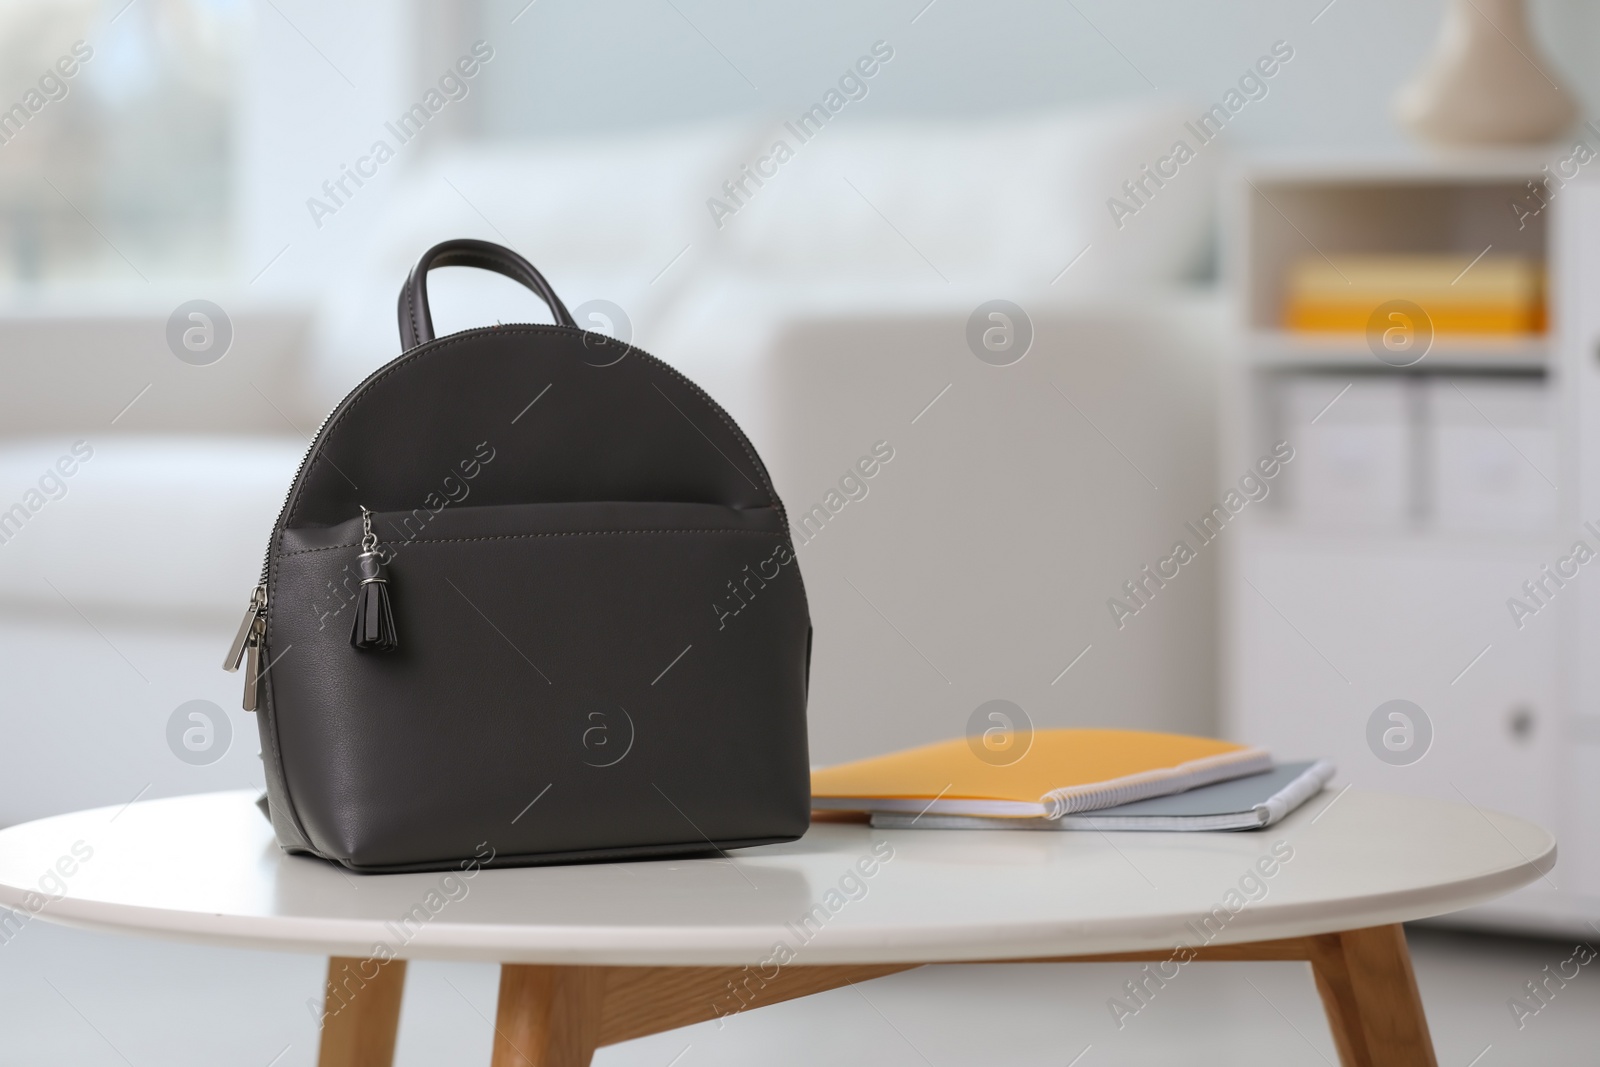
[397,238,577,350]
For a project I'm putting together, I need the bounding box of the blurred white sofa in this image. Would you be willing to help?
[311,100,1218,421]
[0,307,314,825]
[0,100,1227,822]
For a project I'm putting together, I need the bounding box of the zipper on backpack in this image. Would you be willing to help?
[224,583,268,712]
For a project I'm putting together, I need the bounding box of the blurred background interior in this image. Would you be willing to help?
[2,0,1598,1063]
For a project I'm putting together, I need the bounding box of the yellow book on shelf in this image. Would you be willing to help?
[1284,254,1545,334]
[810,729,1271,819]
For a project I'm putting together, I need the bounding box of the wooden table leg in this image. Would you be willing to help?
[1307,925,1438,1067]
[491,965,607,1067]
[316,957,408,1067]
[475,928,1438,1066]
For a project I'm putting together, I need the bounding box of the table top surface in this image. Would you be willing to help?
[0,789,1554,966]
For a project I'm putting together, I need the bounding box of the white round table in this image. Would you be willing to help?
[0,789,1554,1067]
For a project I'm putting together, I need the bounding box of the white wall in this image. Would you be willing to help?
[468,0,1597,150]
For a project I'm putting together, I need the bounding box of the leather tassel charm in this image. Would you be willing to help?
[350,506,398,651]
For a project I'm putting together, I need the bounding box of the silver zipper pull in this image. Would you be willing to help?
[225,584,267,671]
[241,615,265,712]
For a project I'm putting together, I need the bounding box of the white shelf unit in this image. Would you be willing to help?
[1221,158,1599,936]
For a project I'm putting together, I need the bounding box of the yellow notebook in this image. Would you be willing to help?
[811,729,1271,819]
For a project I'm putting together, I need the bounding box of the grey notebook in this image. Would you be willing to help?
[870,760,1335,832]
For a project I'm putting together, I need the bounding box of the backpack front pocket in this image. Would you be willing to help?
[262,501,810,870]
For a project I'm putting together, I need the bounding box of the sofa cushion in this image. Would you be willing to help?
[0,436,303,615]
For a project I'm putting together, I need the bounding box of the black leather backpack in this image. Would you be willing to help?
[225,239,812,872]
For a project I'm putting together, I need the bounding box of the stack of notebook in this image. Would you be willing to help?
[1283,253,1545,335]
[810,729,1334,832]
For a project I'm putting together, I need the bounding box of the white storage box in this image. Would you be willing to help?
[1431,378,1558,534]
[1280,377,1412,529]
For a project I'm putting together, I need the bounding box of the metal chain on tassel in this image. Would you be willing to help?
[350,506,399,651]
